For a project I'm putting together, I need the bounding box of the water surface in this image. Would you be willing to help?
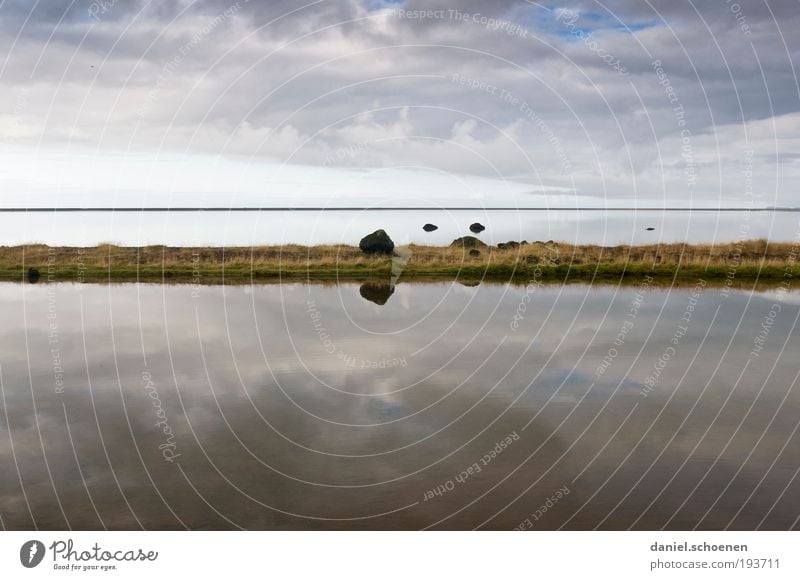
[2,209,799,246]
[0,280,799,530]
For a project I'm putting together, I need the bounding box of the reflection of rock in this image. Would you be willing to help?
[459,280,481,287]
[451,236,487,249]
[469,249,481,257]
[359,282,394,305]
[27,268,40,283]
[646,227,655,231]
[423,223,438,232]
[359,229,395,254]
[469,222,486,233]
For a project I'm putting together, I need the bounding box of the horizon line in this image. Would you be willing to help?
[0,207,795,212]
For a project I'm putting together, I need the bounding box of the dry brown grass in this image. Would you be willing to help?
[2,239,796,284]
[2,239,792,269]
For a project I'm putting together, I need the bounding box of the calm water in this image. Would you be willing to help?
[1,209,799,246]
[1,280,799,530]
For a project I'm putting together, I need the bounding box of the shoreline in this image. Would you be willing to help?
[1,207,797,212]
[4,240,798,285]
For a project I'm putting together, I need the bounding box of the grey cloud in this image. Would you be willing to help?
[1,0,799,203]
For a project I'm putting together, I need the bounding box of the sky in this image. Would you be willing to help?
[1,0,799,208]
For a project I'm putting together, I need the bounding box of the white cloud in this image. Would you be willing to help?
[0,0,798,206]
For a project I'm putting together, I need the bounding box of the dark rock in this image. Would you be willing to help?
[451,236,488,249]
[498,241,520,250]
[469,249,481,257]
[646,227,655,231]
[520,240,529,245]
[469,222,486,234]
[422,223,438,232]
[359,282,394,305]
[27,267,40,283]
[359,229,395,254]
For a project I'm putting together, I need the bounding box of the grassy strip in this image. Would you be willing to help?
[5,261,799,285]
[2,240,797,284]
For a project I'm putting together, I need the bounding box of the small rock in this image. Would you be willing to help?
[469,249,481,257]
[469,222,486,234]
[27,268,40,283]
[451,236,487,249]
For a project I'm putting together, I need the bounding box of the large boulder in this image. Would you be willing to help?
[359,229,395,254]
[450,236,487,249]
[469,222,486,233]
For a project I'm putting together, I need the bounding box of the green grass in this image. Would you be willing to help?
[3,240,798,286]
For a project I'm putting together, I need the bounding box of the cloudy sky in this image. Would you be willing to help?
[1,0,799,208]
